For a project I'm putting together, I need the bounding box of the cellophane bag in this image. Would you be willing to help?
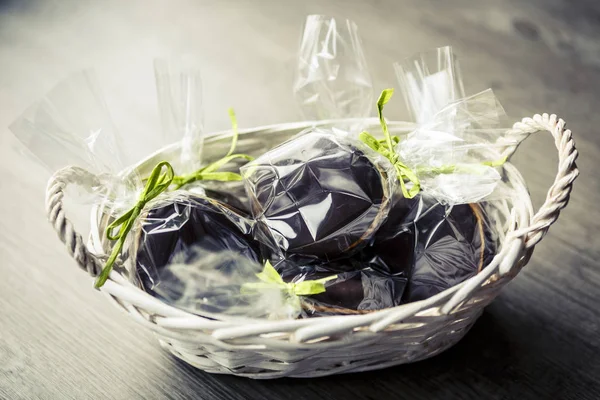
[9,70,141,222]
[103,57,225,289]
[155,55,252,213]
[131,192,262,292]
[393,47,521,205]
[240,128,396,265]
[125,56,258,293]
[154,55,205,176]
[360,193,500,303]
[351,47,529,303]
[286,86,517,313]
[293,15,373,125]
[237,16,410,316]
[394,46,465,124]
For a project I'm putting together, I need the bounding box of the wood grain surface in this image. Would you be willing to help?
[0,0,598,399]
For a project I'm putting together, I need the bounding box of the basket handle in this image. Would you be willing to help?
[501,113,579,249]
[46,166,104,277]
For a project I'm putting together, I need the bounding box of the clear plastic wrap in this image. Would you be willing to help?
[154,55,204,175]
[10,62,255,289]
[293,15,373,122]
[123,59,257,291]
[9,70,139,204]
[394,46,465,124]
[153,55,253,210]
[10,70,126,176]
[8,70,167,288]
[242,17,389,267]
[103,57,253,289]
[150,249,313,320]
[392,47,524,205]
[100,56,244,289]
[396,88,517,205]
[349,47,527,303]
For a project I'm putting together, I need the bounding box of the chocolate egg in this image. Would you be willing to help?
[241,129,392,261]
[134,195,261,292]
[300,268,407,316]
[403,201,496,302]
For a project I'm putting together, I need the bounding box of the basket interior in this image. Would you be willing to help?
[87,119,534,324]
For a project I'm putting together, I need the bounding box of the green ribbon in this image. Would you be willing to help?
[416,155,508,176]
[482,156,508,167]
[241,261,338,304]
[172,108,254,189]
[359,88,421,199]
[94,161,175,288]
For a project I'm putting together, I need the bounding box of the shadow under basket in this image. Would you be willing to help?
[45,114,578,379]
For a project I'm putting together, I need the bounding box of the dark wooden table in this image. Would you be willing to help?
[1,0,599,399]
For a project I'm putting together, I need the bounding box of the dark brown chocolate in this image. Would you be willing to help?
[403,201,496,302]
[242,130,391,261]
[300,268,407,316]
[358,193,420,276]
[135,195,261,292]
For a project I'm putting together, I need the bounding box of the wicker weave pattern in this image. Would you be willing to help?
[45,114,578,378]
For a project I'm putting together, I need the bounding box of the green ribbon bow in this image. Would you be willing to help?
[241,261,338,305]
[94,161,175,288]
[359,88,421,199]
[94,108,252,288]
[172,108,254,189]
[360,88,509,199]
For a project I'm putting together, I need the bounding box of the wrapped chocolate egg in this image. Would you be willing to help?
[402,201,497,302]
[241,128,395,262]
[268,254,407,317]
[356,191,497,304]
[133,194,262,292]
[299,268,407,316]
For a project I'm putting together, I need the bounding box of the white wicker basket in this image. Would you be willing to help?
[45,114,578,379]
